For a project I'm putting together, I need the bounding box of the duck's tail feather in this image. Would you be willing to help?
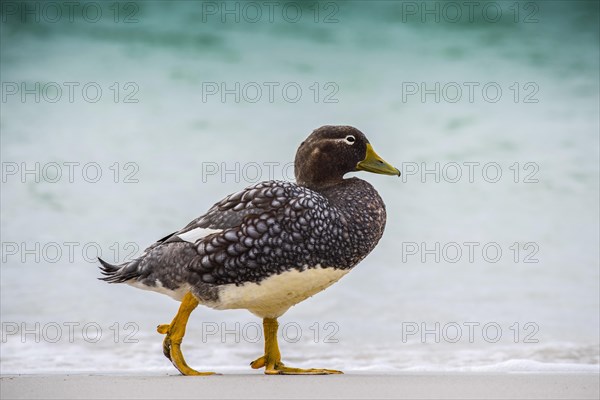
[98,257,141,283]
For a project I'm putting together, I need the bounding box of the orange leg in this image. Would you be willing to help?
[157,292,216,376]
[250,318,343,375]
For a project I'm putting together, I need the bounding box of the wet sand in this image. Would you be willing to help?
[1,372,599,399]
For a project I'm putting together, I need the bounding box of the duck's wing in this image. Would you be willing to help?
[101,180,339,287]
[158,180,294,245]
[160,180,336,285]
[186,181,292,230]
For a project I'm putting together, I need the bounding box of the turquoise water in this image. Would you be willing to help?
[1,1,599,373]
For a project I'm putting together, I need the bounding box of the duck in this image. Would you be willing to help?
[99,125,400,375]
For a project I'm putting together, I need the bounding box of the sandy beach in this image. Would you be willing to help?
[1,373,598,400]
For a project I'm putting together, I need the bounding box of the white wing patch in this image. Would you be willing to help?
[178,227,223,244]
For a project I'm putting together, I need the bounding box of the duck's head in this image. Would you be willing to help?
[294,125,400,189]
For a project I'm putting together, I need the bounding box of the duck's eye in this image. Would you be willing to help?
[344,135,356,145]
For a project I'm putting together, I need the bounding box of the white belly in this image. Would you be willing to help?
[208,265,349,318]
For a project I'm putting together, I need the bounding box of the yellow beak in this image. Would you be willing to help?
[356,144,400,176]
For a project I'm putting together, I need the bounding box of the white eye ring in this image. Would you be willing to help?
[344,135,356,145]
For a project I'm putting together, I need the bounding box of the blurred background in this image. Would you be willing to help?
[1,1,598,373]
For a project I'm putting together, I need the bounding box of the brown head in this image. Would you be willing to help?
[294,125,400,189]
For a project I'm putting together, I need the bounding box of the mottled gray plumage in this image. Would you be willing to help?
[99,125,395,305]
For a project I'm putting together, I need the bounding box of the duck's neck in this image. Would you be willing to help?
[295,169,346,190]
[298,177,345,192]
